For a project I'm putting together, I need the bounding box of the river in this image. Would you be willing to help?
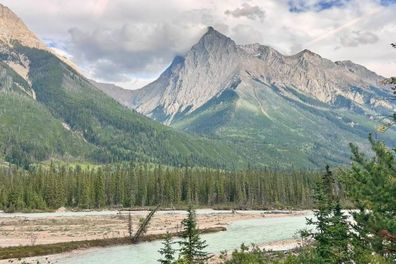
[56,213,311,264]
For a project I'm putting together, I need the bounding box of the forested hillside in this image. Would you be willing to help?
[0,93,91,167]
[0,44,244,169]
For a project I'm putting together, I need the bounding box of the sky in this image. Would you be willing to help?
[2,0,396,89]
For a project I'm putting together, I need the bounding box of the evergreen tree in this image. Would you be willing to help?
[328,200,349,262]
[158,232,176,264]
[179,206,209,263]
[306,166,350,263]
[344,137,396,262]
[94,171,105,208]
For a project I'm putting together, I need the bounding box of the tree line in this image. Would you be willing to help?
[220,137,395,263]
[0,163,320,211]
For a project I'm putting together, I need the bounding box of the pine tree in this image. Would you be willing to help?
[306,166,350,263]
[306,166,333,262]
[344,137,396,261]
[179,206,209,263]
[158,232,176,264]
[328,200,349,261]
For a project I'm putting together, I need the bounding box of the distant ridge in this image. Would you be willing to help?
[98,26,395,167]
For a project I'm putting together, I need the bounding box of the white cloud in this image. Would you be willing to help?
[225,3,265,21]
[2,0,395,89]
[340,31,379,47]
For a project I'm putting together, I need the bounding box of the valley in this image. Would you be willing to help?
[0,210,309,263]
[98,27,396,168]
[0,1,395,264]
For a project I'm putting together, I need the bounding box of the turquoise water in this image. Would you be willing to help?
[58,214,310,264]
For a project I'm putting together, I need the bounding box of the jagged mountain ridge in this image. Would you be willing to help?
[0,7,245,169]
[101,27,395,167]
[124,27,391,123]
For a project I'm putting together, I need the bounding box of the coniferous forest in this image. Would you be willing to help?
[0,163,320,212]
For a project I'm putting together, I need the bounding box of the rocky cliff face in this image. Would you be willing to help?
[127,27,391,124]
[0,4,83,99]
[0,4,45,49]
[0,3,47,97]
[130,27,243,123]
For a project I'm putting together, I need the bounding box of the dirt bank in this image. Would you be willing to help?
[0,209,306,247]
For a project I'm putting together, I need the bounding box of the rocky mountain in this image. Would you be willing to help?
[106,27,396,167]
[0,6,242,169]
[130,27,391,121]
[0,4,45,49]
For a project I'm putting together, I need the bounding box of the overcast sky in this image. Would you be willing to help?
[3,0,396,89]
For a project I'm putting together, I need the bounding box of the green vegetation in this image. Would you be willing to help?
[0,93,91,168]
[172,83,396,168]
[0,61,31,95]
[224,137,395,263]
[0,45,249,169]
[19,45,247,168]
[158,232,176,264]
[3,44,394,169]
[303,166,349,263]
[343,137,396,260]
[0,163,319,211]
[178,207,209,263]
[158,207,209,264]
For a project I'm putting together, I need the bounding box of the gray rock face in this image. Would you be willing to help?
[126,27,392,124]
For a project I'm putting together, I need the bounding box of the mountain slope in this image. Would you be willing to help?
[0,6,245,168]
[111,27,396,168]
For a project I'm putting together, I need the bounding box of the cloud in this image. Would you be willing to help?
[231,24,263,44]
[339,30,379,47]
[2,0,396,88]
[225,3,265,21]
[68,23,206,81]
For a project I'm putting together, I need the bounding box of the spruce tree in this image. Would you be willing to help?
[158,232,176,264]
[306,166,350,263]
[344,137,396,262]
[179,206,209,263]
[94,172,105,208]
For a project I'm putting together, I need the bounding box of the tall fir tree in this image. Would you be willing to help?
[94,171,105,208]
[179,206,209,263]
[306,166,350,263]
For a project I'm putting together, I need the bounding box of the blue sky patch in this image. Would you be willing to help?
[379,0,396,6]
[288,0,350,13]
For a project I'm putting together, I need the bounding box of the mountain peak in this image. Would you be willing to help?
[296,49,321,58]
[0,4,46,49]
[192,26,236,52]
[207,26,215,32]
